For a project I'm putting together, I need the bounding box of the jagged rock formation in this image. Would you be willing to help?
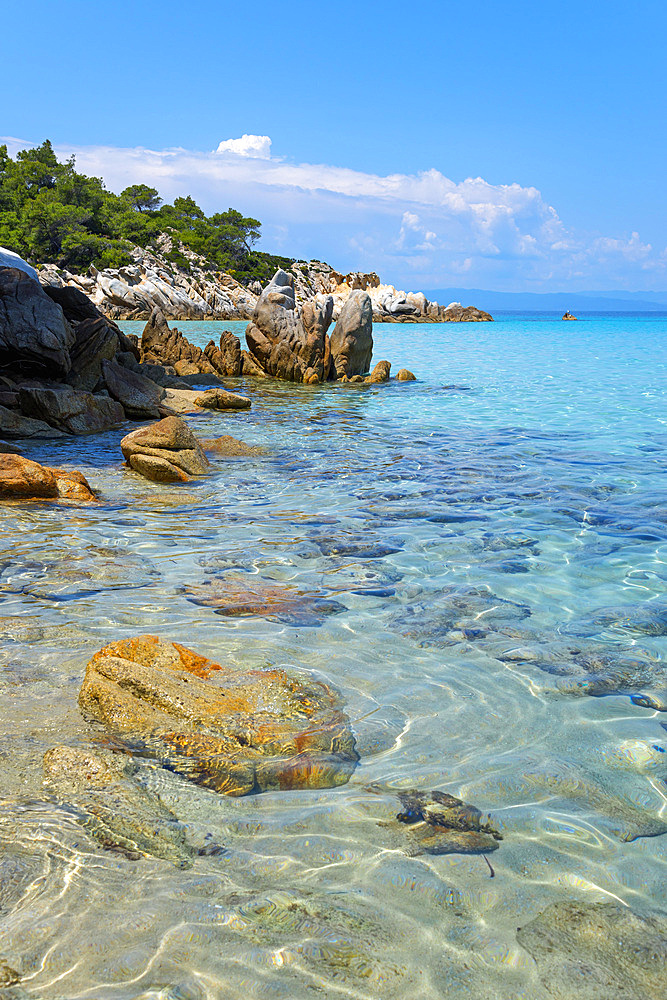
[142,272,416,386]
[245,270,335,384]
[0,255,254,440]
[33,238,492,323]
[39,236,257,321]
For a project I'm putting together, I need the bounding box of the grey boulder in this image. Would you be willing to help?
[0,267,75,377]
[330,290,373,377]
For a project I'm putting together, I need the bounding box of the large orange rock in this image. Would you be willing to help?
[78,635,359,796]
[0,454,95,501]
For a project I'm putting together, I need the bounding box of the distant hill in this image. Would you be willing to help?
[423,288,667,313]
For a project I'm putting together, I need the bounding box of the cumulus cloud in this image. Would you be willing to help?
[215,134,271,158]
[3,135,664,290]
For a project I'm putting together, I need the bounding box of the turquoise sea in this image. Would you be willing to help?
[0,312,665,998]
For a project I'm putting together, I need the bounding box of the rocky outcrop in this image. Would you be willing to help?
[204,329,243,376]
[0,404,67,439]
[39,237,257,321]
[245,270,334,384]
[396,369,416,381]
[77,635,359,795]
[329,290,373,378]
[367,360,391,384]
[0,454,96,502]
[101,359,163,419]
[141,306,217,375]
[121,415,210,482]
[36,239,492,324]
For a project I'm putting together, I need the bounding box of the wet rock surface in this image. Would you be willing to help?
[516,900,667,1000]
[200,435,267,457]
[121,415,210,482]
[78,635,359,795]
[184,575,347,625]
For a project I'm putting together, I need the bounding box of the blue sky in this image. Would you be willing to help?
[2,0,666,291]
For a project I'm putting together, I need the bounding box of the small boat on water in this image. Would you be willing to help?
[562,310,578,320]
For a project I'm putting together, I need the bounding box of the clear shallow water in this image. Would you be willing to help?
[0,313,665,998]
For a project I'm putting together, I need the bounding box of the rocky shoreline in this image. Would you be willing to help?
[34,237,493,324]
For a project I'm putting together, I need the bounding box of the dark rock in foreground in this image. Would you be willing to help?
[78,635,359,795]
[0,267,75,377]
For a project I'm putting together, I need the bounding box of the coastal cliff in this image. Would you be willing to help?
[37,236,492,324]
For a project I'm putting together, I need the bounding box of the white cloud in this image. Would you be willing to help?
[215,134,271,158]
[3,135,665,290]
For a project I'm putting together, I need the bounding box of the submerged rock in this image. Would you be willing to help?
[120,415,210,483]
[185,575,346,626]
[496,635,667,711]
[561,600,667,639]
[517,900,667,1000]
[0,454,96,502]
[43,745,194,865]
[201,435,267,457]
[392,585,531,647]
[78,635,359,795]
[389,788,502,856]
[194,387,251,410]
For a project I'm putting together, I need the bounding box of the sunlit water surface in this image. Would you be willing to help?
[0,313,666,998]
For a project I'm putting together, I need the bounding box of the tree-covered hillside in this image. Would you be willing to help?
[0,140,293,285]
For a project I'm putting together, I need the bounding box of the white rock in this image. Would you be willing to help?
[0,246,40,282]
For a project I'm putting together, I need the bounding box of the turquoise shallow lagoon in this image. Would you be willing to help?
[0,313,665,997]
